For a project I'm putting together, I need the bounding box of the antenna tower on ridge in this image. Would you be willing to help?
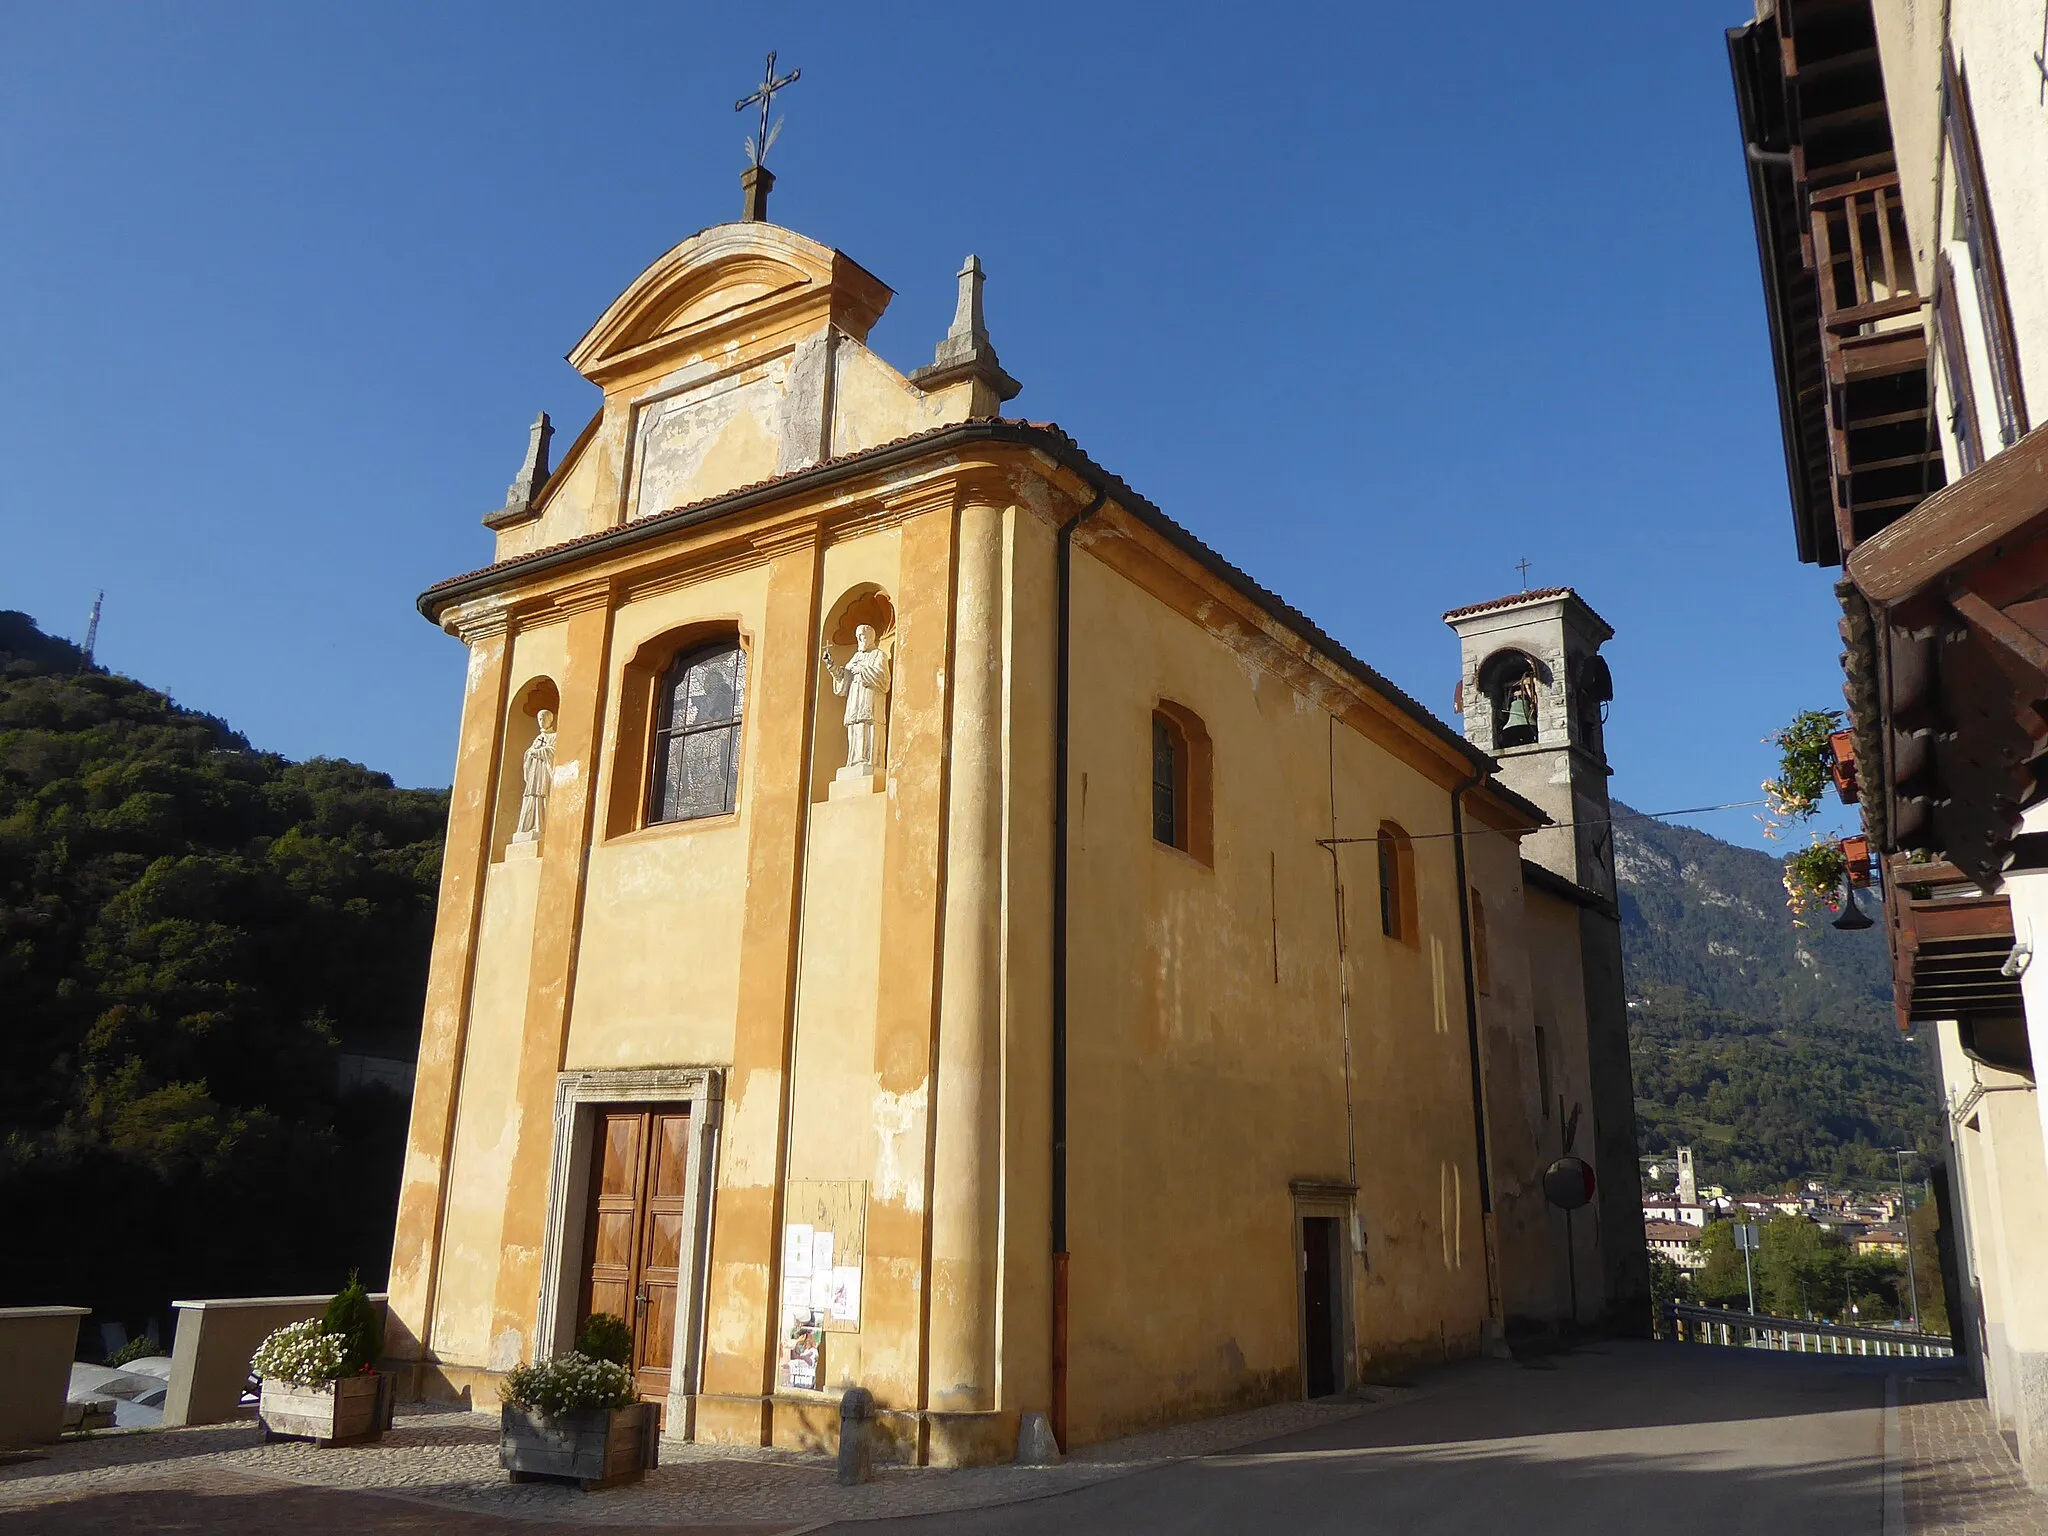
[82,590,104,667]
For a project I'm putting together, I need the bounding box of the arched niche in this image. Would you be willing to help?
[494,676,561,860]
[812,585,897,802]
[1476,648,1549,750]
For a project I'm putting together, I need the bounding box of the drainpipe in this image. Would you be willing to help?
[1450,768,1501,1331]
[1050,483,1109,1453]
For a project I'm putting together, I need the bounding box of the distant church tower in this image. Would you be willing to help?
[1444,587,1618,898]
[1676,1146,1698,1206]
[1444,586,1647,1330]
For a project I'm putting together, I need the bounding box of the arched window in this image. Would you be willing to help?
[1152,712,1185,848]
[1149,702,1213,864]
[648,641,746,824]
[1376,822,1416,944]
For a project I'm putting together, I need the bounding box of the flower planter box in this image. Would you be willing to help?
[1840,834,1873,886]
[258,1372,388,1446]
[500,1402,659,1491]
[1829,729,1860,802]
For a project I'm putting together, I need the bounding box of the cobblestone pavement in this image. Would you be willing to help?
[1902,1373,2048,1535]
[0,1391,1396,1532]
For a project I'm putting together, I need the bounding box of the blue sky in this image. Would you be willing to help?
[1,2,1857,851]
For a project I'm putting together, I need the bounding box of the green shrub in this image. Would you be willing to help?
[106,1335,160,1367]
[576,1312,634,1367]
[321,1270,385,1376]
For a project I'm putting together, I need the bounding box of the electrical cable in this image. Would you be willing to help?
[1316,797,1773,847]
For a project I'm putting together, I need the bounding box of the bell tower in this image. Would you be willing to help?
[1444,587,1617,901]
[1447,585,1648,1335]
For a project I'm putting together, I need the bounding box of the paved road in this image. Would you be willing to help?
[831,1343,1906,1535]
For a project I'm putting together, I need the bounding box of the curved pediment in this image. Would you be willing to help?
[569,223,892,387]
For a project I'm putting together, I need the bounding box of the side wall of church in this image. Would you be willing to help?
[1059,546,1502,1444]
[1520,885,1606,1322]
[1464,833,1572,1331]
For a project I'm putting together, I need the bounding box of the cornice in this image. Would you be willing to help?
[418,418,1494,782]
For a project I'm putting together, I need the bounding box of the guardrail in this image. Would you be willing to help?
[1660,1301,1952,1358]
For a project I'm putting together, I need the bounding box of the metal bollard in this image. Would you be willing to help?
[837,1387,876,1486]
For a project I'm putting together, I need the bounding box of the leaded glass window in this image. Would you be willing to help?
[649,642,746,825]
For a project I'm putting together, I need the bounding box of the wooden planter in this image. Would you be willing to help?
[500,1402,659,1491]
[1829,729,1860,802]
[1840,833,1873,886]
[258,1372,388,1446]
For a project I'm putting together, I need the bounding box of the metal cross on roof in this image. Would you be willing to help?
[1516,557,1532,590]
[737,51,801,168]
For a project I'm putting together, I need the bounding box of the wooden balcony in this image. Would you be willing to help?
[1883,858,2022,1028]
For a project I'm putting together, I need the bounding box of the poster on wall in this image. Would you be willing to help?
[783,1223,814,1279]
[781,1317,823,1391]
[828,1266,861,1323]
[782,1181,868,1335]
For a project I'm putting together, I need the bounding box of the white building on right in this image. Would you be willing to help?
[1730,0,2048,1490]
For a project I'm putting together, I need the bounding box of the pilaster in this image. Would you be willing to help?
[487,584,615,1365]
[387,605,511,1379]
[860,492,960,1440]
[927,490,1007,1416]
[692,534,824,1442]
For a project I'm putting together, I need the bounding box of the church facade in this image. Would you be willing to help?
[387,205,1641,1463]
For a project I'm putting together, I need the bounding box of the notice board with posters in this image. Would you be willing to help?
[781,1178,867,1342]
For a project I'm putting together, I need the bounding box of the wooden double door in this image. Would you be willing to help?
[580,1106,692,1405]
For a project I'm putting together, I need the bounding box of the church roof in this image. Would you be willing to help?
[421,418,1542,808]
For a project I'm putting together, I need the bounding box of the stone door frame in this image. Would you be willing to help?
[536,1067,723,1433]
[1290,1178,1358,1399]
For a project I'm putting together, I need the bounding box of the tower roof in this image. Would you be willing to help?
[1441,586,1613,641]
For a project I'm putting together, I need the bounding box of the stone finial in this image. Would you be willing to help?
[947,255,991,351]
[909,254,1021,405]
[486,412,554,526]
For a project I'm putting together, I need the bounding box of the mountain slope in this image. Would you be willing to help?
[0,611,448,1327]
[1611,803,1939,1189]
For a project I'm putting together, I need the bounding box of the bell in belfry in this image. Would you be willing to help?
[1499,678,1538,746]
[1503,690,1534,732]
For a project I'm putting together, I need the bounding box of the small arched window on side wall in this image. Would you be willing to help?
[648,640,747,824]
[1149,701,1213,865]
[1376,821,1416,945]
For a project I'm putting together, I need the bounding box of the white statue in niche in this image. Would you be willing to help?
[511,708,557,844]
[821,626,891,777]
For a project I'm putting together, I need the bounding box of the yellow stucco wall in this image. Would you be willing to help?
[1060,540,1497,1442]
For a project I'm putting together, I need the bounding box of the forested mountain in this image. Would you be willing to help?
[1613,804,1939,1190]
[0,612,448,1331]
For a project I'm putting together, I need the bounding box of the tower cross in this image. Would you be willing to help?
[1516,557,1532,590]
[737,51,801,167]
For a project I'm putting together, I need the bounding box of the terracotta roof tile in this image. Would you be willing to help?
[1440,587,1579,622]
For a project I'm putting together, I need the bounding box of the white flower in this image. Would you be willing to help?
[250,1319,353,1386]
[502,1351,635,1415]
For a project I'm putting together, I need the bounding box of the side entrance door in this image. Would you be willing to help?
[1301,1215,1340,1398]
[580,1106,692,1406]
